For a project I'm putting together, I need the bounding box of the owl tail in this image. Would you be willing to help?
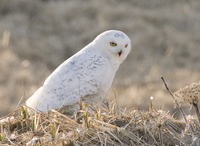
[26,87,44,111]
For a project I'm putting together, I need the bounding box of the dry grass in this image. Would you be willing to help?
[0,100,199,146]
[1,80,199,145]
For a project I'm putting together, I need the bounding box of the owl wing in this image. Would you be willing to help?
[26,49,111,112]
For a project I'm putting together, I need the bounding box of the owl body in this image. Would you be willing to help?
[26,30,131,112]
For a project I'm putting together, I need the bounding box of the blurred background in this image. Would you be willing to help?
[0,0,199,117]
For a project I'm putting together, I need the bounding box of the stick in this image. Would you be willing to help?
[193,103,200,124]
[161,77,197,146]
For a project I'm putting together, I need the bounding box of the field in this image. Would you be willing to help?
[0,96,200,145]
[0,0,200,145]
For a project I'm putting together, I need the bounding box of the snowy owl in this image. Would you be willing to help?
[26,30,131,113]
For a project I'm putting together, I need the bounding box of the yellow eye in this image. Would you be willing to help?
[125,44,128,48]
[110,42,117,46]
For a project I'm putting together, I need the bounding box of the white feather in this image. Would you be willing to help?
[26,30,131,112]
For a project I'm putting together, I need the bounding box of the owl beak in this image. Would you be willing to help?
[118,50,122,57]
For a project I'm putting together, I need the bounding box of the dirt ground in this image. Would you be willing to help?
[0,0,199,117]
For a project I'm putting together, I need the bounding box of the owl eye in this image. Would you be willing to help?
[110,42,117,46]
[125,44,128,48]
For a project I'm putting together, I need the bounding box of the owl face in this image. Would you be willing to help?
[94,30,131,64]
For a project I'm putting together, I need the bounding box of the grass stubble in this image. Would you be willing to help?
[0,80,200,146]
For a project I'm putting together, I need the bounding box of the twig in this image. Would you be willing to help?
[15,96,24,110]
[161,77,197,146]
[193,103,200,124]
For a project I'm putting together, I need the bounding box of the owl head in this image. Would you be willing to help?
[93,30,131,64]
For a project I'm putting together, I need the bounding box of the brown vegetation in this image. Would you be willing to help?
[0,101,199,146]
